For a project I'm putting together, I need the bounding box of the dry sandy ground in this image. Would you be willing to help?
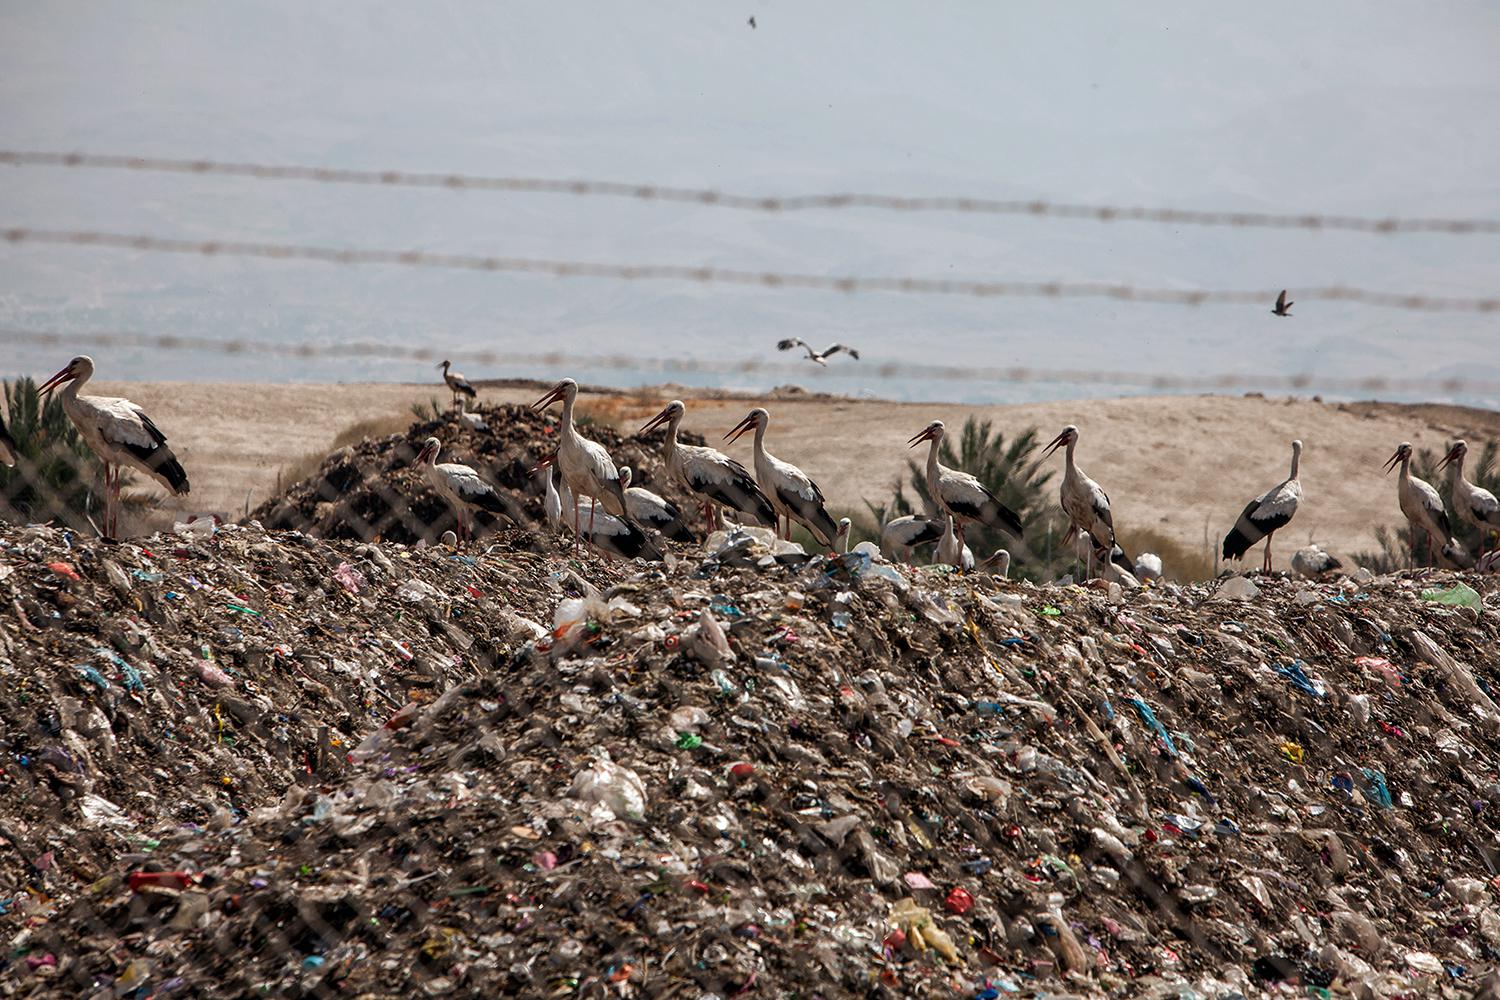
[96,380,1500,564]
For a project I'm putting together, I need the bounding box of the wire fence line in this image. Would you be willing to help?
[5,148,1500,236]
[1,325,1497,398]
[4,226,1500,314]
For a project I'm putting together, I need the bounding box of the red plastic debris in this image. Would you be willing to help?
[47,562,80,582]
[945,886,975,915]
[129,871,192,892]
[728,762,755,779]
[686,879,710,894]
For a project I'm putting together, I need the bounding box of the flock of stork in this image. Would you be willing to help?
[5,354,1499,584]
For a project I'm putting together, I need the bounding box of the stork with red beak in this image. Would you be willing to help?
[414,437,510,544]
[1222,440,1301,573]
[638,400,776,532]
[38,355,189,538]
[907,420,1023,549]
[724,407,839,548]
[1383,441,1466,568]
[532,378,628,552]
[1437,439,1500,561]
[1042,424,1121,581]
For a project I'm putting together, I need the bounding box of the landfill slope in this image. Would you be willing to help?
[4,519,1500,998]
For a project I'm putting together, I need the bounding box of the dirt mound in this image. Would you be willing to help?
[247,403,704,545]
[6,513,1500,997]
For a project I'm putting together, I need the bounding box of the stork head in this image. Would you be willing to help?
[724,407,769,444]
[907,420,945,449]
[1437,439,1468,472]
[435,359,451,371]
[415,437,442,465]
[1042,424,1079,459]
[531,378,577,412]
[981,549,1011,577]
[1382,441,1412,475]
[619,466,633,489]
[38,355,94,397]
[638,400,685,437]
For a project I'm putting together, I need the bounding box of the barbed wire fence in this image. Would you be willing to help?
[6,148,1500,235]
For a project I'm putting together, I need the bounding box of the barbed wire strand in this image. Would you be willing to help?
[4,149,1498,235]
[2,326,1496,397]
[4,226,1499,314]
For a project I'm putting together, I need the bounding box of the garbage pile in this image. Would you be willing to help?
[5,517,1500,999]
[248,403,699,545]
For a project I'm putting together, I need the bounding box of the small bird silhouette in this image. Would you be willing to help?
[747,15,756,28]
[1272,289,1293,317]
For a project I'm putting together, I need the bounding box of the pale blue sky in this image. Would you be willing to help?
[1,3,1497,402]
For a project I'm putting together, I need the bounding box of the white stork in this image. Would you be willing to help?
[907,420,1023,549]
[984,549,1011,578]
[835,517,852,554]
[1075,530,1139,587]
[414,437,509,543]
[555,472,659,561]
[37,356,189,539]
[1383,441,1465,568]
[1133,553,1163,583]
[437,360,477,410]
[937,513,969,569]
[1438,439,1500,560]
[776,338,860,366]
[532,378,628,551]
[1222,439,1302,573]
[638,400,776,532]
[1042,424,1120,581]
[0,414,16,467]
[879,515,944,563]
[619,466,696,543]
[1290,545,1342,579]
[724,407,839,548]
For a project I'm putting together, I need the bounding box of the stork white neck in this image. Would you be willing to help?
[1289,440,1302,479]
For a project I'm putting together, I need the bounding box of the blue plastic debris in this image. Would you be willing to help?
[1272,660,1325,698]
[1126,697,1177,756]
[74,664,110,691]
[1362,768,1394,809]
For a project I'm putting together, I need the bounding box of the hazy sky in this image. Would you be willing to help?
[2,3,1498,403]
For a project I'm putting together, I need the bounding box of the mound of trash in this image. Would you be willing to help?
[248,403,702,545]
[4,516,1500,999]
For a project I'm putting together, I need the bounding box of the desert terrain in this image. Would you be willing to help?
[95,379,1500,563]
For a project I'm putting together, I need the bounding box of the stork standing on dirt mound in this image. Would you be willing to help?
[1043,424,1122,581]
[638,400,776,532]
[1222,439,1301,573]
[414,437,508,544]
[1384,442,1465,569]
[37,356,190,539]
[725,407,840,548]
[1438,439,1500,560]
[907,420,1023,550]
[533,378,628,552]
[437,360,477,410]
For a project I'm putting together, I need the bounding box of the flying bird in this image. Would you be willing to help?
[37,355,189,539]
[1222,439,1302,572]
[414,437,509,543]
[436,360,477,409]
[747,15,756,28]
[777,338,860,366]
[725,407,840,548]
[1272,290,1293,317]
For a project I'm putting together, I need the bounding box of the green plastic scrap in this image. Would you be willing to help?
[1421,583,1482,610]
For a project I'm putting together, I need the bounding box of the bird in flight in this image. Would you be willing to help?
[1272,289,1293,317]
[747,15,756,28]
[777,338,860,366]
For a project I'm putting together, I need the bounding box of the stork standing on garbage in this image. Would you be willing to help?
[414,437,508,544]
[1438,439,1500,560]
[907,420,1023,550]
[1042,424,1122,581]
[638,400,776,532]
[37,356,190,539]
[437,360,477,410]
[1384,442,1465,568]
[532,378,628,552]
[724,407,840,549]
[1222,439,1301,573]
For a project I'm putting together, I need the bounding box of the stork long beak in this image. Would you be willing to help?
[1381,450,1403,475]
[1436,448,1459,471]
[724,413,756,444]
[531,383,565,411]
[638,407,672,436]
[1041,430,1069,459]
[528,453,557,474]
[907,427,935,449]
[37,363,75,398]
